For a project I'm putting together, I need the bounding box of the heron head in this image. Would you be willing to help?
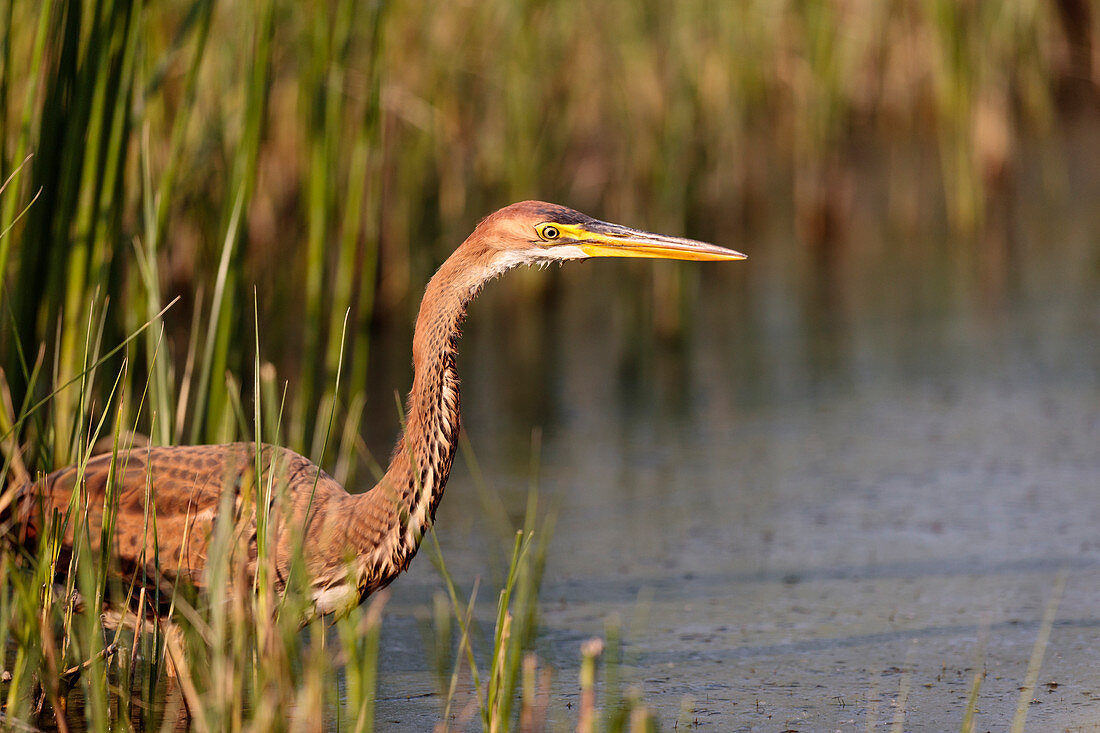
[471,201,746,269]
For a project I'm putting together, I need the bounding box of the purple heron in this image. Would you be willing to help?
[10,201,745,618]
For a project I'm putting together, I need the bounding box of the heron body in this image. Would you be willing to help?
[13,201,745,618]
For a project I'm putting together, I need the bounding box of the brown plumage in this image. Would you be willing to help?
[11,201,745,619]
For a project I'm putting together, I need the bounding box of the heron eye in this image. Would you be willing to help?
[541,225,560,240]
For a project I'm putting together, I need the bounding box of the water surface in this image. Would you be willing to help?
[367,188,1100,729]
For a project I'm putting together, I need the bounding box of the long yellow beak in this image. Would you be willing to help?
[570,220,746,262]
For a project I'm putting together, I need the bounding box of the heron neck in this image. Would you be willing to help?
[354,245,496,589]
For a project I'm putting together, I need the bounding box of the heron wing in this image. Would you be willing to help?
[16,443,351,594]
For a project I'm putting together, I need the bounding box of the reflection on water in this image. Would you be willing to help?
[367,175,1100,728]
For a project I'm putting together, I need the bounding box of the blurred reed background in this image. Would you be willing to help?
[2,0,1096,466]
[0,0,1097,729]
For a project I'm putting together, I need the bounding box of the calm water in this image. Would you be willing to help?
[365,184,1100,729]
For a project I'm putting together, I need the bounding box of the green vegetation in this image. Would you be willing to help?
[0,0,1091,728]
[0,0,1085,443]
[0,304,640,730]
